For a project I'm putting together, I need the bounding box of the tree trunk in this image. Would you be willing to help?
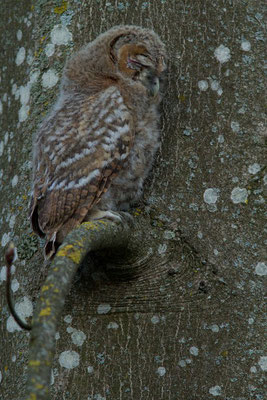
[0,1,265,399]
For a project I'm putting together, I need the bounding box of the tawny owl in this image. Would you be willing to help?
[30,25,166,258]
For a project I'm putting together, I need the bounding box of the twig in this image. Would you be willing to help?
[24,216,132,400]
[5,242,32,331]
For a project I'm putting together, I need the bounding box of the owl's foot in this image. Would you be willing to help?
[85,210,134,226]
[86,209,123,223]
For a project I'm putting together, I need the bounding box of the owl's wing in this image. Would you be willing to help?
[30,86,133,254]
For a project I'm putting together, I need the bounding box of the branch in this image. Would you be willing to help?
[5,243,32,331]
[24,216,132,400]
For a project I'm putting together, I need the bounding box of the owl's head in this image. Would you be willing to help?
[65,25,166,97]
[113,43,162,97]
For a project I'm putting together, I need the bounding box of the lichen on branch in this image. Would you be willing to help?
[25,215,132,400]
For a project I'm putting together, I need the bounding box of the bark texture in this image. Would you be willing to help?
[0,1,265,400]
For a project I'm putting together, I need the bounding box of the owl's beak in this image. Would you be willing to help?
[140,73,159,97]
[148,76,160,97]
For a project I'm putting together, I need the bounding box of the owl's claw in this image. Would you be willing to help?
[87,209,122,223]
[86,210,134,226]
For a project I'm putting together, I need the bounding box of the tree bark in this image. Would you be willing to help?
[0,1,265,399]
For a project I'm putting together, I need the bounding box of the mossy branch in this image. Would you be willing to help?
[25,215,132,400]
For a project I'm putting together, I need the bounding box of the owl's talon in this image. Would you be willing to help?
[87,210,122,223]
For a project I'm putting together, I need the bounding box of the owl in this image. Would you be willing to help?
[30,25,166,258]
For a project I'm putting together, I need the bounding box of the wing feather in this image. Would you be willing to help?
[30,86,133,242]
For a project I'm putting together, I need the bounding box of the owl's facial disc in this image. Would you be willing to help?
[117,44,155,76]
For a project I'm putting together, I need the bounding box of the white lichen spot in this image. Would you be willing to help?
[9,215,16,229]
[12,355,16,362]
[250,366,257,373]
[248,163,261,175]
[0,266,7,283]
[50,369,54,385]
[71,330,86,346]
[42,69,59,89]
[163,230,175,240]
[45,43,55,57]
[198,80,209,91]
[1,232,11,247]
[51,24,73,45]
[157,367,166,376]
[16,296,33,316]
[16,29,22,41]
[15,47,26,65]
[209,385,222,396]
[67,326,74,333]
[11,175,18,187]
[63,315,72,324]
[87,366,94,374]
[217,134,224,143]
[209,79,223,96]
[26,50,34,66]
[59,350,80,369]
[107,322,119,329]
[151,315,160,324]
[12,83,18,97]
[231,187,248,204]
[241,40,251,52]
[210,324,219,332]
[55,332,60,340]
[197,231,203,239]
[97,303,111,314]
[210,80,220,91]
[178,360,186,367]
[16,71,39,123]
[203,188,219,204]
[29,70,40,85]
[214,44,231,63]
[158,243,167,254]
[248,318,254,325]
[88,395,106,400]
[19,85,30,105]
[189,346,199,356]
[19,104,30,122]
[231,121,240,133]
[255,262,267,276]
[7,296,33,332]
[11,279,19,292]
[258,356,267,371]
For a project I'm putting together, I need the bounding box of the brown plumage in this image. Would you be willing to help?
[30,25,166,258]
